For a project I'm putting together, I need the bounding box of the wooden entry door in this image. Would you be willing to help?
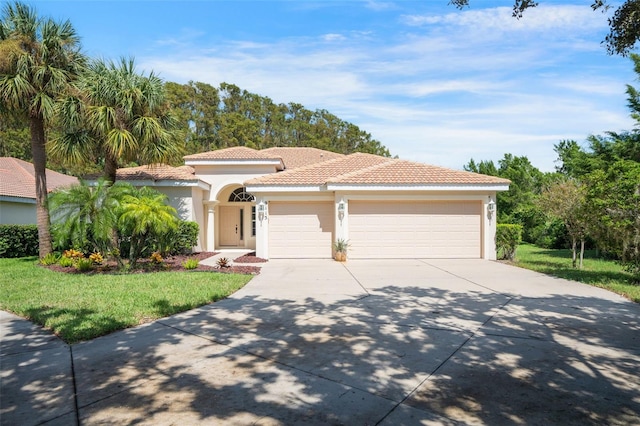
[219,206,241,246]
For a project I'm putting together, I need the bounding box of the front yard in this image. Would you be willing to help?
[513,244,640,303]
[0,257,253,343]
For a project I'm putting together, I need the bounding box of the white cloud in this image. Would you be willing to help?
[139,2,633,173]
[401,5,607,33]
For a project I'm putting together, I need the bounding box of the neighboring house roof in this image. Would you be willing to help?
[260,147,345,169]
[245,152,510,187]
[0,157,78,200]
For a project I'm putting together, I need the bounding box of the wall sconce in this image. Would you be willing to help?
[487,198,496,214]
[337,201,345,220]
[257,201,267,221]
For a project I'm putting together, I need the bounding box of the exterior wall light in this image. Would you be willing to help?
[337,201,346,220]
[257,201,267,220]
[487,199,496,213]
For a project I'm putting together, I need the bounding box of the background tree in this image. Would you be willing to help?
[539,179,589,268]
[585,160,640,280]
[165,80,392,157]
[449,0,640,56]
[51,58,182,183]
[0,1,85,257]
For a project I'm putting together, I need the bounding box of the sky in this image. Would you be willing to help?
[30,0,638,171]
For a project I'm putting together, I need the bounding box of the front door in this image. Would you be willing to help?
[219,206,242,246]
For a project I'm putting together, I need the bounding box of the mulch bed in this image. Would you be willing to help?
[43,252,261,275]
[233,252,268,263]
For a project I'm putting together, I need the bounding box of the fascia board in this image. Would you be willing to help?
[325,183,510,192]
[0,195,35,204]
[185,159,282,167]
[245,185,324,193]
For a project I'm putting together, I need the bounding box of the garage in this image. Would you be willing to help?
[268,202,334,258]
[348,201,482,259]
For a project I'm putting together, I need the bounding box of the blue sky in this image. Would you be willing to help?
[31,0,637,171]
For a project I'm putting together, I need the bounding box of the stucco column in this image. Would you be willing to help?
[255,197,269,259]
[335,195,348,242]
[205,202,217,252]
[484,193,497,260]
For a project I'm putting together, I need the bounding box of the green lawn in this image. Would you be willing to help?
[0,257,253,343]
[514,244,640,303]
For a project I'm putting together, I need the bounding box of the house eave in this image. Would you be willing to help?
[325,183,511,192]
[0,195,35,204]
[185,159,284,169]
[245,184,324,193]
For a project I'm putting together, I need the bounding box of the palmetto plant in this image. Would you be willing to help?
[51,57,182,183]
[0,1,86,257]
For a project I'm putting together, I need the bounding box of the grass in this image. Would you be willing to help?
[0,257,253,343]
[513,244,640,303]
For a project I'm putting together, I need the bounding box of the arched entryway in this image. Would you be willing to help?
[217,187,256,248]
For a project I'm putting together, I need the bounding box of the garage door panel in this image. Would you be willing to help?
[349,201,481,259]
[269,202,334,258]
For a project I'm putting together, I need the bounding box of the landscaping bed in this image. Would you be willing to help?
[43,252,261,275]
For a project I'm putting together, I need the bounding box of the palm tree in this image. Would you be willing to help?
[119,186,178,267]
[0,2,85,257]
[49,179,133,255]
[51,57,182,183]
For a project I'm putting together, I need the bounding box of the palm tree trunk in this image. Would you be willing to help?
[30,116,53,258]
[104,153,118,184]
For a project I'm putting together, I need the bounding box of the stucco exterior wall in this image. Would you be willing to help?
[0,200,36,225]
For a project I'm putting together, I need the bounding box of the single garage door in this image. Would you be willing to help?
[269,202,334,258]
[349,201,481,259]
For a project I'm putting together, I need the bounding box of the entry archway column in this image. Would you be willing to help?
[204,201,219,252]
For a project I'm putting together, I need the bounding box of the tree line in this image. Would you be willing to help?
[465,54,640,279]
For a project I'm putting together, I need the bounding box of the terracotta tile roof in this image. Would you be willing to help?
[260,147,344,169]
[184,146,279,161]
[245,153,391,186]
[246,153,510,187]
[328,159,512,185]
[114,164,198,182]
[0,157,78,199]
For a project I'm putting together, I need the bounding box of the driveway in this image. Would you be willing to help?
[2,259,639,425]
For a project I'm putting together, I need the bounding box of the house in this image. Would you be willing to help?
[112,147,510,260]
[0,157,79,225]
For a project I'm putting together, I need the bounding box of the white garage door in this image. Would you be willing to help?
[269,202,334,258]
[349,201,481,259]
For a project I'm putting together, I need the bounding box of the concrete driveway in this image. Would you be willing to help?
[2,259,639,425]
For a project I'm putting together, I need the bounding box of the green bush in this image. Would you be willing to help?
[0,225,39,258]
[496,224,523,261]
[75,257,94,272]
[182,258,199,270]
[166,221,199,255]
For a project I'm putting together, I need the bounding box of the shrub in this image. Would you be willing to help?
[0,225,38,258]
[496,224,523,261]
[149,251,163,264]
[75,257,94,272]
[89,252,104,265]
[63,249,84,259]
[40,252,60,266]
[171,221,199,255]
[182,258,199,270]
[59,256,74,267]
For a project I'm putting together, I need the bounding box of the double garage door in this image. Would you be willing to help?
[268,200,481,259]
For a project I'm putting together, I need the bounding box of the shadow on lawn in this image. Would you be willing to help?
[2,265,640,425]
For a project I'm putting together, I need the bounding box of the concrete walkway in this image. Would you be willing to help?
[2,259,639,425]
